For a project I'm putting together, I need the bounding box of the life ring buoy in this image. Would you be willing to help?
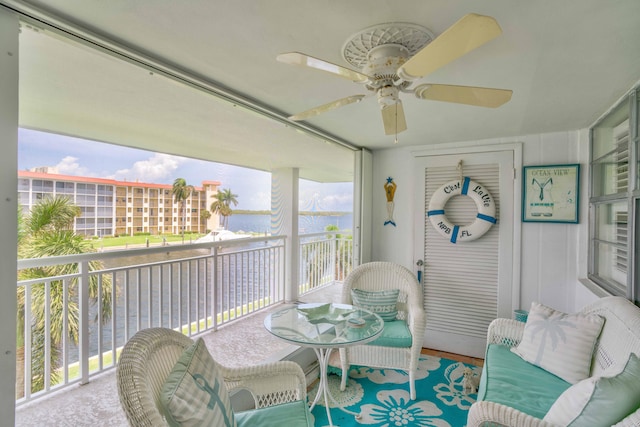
[427,176,496,244]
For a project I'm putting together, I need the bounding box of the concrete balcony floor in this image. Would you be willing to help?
[16,283,343,427]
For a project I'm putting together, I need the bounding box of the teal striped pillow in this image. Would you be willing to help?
[351,288,400,321]
[544,353,640,426]
[161,338,236,427]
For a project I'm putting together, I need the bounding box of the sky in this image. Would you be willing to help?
[18,128,353,212]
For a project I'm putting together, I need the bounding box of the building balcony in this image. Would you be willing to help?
[15,231,353,425]
[16,283,342,426]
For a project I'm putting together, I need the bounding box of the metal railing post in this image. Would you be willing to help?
[211,246,218,331]
[78,260,90,385]
[331,234,337,284]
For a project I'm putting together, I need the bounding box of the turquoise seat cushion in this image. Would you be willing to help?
[235,400,312,427]
[368,320,412,348]
[478,344,571,420]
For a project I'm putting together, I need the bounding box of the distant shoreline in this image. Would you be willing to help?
[233,210,350,216]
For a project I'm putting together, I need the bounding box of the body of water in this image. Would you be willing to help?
[76,214,352,361]
[227,213,353,234]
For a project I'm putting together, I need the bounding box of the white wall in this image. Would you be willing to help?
[0,7,18,424]
[371,130,591,313]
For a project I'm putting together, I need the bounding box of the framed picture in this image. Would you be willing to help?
[522,164,580,223]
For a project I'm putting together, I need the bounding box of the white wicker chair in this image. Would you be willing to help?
[339,261,426,400]
[467,296,640,427]
[117,327,311,426]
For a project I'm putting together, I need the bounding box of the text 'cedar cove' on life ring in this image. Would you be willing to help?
[427,176,497,244]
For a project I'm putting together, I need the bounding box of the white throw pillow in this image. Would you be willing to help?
[511,302,604,384]
[544,353,640,426]
[160,338,236,427]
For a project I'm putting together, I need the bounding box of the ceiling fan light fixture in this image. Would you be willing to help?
[377,86,400,108]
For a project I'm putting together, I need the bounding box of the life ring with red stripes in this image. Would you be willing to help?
[427,177,496,244]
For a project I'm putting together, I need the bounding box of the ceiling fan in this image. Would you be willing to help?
[277,14,513,137]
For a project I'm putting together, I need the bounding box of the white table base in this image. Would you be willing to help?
[309,347,361,427]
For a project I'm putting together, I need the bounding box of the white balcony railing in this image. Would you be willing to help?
[16,236,285,405]
[15,231,352,405]
[299,231,354,294]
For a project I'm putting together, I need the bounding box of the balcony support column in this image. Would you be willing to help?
[0,7,18,424]
[271,168,299,303]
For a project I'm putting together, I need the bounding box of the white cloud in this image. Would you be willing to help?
[55,156,92,176]
[247,191,271,210]
[110,153,185,183]
[321,193,353,211]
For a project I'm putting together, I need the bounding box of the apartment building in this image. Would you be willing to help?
[18,169,221,237]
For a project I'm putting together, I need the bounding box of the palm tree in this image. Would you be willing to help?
[324,224,353,280]
[17,196,112,396]
[210,188,238,229]
[171,178,193,243]
[200,209,211,233]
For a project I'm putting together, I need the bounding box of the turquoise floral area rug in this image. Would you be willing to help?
[309,356,480,427]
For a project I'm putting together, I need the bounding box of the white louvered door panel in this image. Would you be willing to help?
[414,150,515,358]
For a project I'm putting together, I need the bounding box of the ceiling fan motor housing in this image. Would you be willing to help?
[362,44,411,89]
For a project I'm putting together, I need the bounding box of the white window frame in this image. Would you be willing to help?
[589,87,639,303]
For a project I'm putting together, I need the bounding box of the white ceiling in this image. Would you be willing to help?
[6,0,640,182]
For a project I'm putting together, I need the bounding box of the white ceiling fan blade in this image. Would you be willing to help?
[381,102,407,136]
[414,84,512,108]
[288,95,366,121]
[277,52,369,83]
[397,14,502,80]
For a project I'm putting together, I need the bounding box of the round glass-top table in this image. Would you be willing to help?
[264,303,384,426]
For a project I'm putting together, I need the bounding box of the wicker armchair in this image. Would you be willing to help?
[117,327,311,426]
[339,261,426,399]
[467,296,640,427]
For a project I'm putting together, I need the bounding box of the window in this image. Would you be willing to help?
[55,181,74,194]
[589,87,639,302]
[76,183,96,194]
[32,180,53,192]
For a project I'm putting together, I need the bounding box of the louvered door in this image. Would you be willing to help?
[414,150,515,358]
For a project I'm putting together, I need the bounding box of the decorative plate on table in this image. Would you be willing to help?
[297,304,356,325]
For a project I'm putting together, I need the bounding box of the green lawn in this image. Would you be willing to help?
[88,233,205,249]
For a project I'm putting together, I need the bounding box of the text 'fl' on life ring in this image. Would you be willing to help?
[427,176,497,243]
